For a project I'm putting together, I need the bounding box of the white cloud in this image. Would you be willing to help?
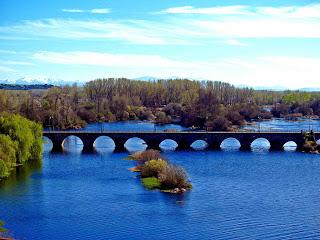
[1,4,320,47]
[0,49,18,54]
[32,51,195,68]
[62,8,111,14]
[225,39,248,46]
[62,9,84,13]
[159,5,248,15]
[0,65,16,72]
[0,60,34,66]
[160,4,320,18]
[31,51,320,89]
[0,19,174,45]
[90,9,111,14]
[156,4,320,39]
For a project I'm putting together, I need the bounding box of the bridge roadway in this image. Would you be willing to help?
[43,131,319,152]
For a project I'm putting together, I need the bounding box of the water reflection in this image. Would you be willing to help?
[191,140,208,150]
[220,138,241,151]
[43,136,53,152]
[0,159,42,190]
[251,138,271,152]
[160,139,178,151]
[94,136,115,153]
[125,138,147,152]
[62,136,83,152]
[283,141,297,152]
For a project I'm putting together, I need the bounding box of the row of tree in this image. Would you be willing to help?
[0,112,43,179]
[0,78,319,131]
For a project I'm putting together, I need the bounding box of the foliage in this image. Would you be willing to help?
[1,79,320,131]
[158,164,191,189]
[0,220,7,233]
[282,91,311,105]
[141,177,161,190]
[129,150,164,164]
[0,134,17,178]
[0,112,43,179]
[130,150,192,192]
[141,159,168,178]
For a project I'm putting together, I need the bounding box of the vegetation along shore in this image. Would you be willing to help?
[0,78,319,131]
[0,112,43,180]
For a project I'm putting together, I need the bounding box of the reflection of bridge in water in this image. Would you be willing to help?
[43,131,320,152]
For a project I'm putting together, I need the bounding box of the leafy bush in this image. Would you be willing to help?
[141,159,167,178]
[0,160,9,179]
[0,220,7,233]
[141,177,161,190]
[129,150,164,164]
[158,164,191,189]
[0,134,17,178]
[0,112,43,179]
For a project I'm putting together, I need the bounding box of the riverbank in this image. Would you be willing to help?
[0,113,43,180]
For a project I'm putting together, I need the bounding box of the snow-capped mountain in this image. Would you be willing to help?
[0,77,84,86]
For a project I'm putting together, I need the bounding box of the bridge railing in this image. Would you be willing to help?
[43,128,320,134]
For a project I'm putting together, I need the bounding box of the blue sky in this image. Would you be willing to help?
[1,0,320,89]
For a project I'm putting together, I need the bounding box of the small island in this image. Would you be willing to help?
[128,150,192,194]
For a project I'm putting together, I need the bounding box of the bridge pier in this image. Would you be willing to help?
[113,138,127,152]
[207,140,221,150]
[239,142,252,151]
[146,140,161,151]
[82,139,95,153]
[176,139,192,151]
[51,140,64,152]
[269,141,285,151]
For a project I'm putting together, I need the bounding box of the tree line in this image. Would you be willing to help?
[0,78,319,131]
[0,112,43,179]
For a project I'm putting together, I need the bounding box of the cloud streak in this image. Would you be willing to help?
[0,4,320,48]
[62,8,111,14]
[31,51,320,89]
[33,51,195,68]
[160,4,320,18]
[159,5,249,15]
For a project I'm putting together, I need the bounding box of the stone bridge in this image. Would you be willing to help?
[43,131,319,152]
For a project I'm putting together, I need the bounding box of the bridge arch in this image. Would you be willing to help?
[251,138,271,151]
[125,137,147,152]
[191,140,208,150]
[220,137,241,151]
[62,135,84,152]
[43,136,53,152]
[160,139,178,151]
[317,139,320,145]
[94,136,115,153]
[283,141,297,151]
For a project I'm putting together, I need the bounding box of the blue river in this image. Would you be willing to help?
[1,120,320,240]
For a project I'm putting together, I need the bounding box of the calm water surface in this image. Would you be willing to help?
[1,121,320,240]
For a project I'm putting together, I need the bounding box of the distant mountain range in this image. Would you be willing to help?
[1,77,319,92]
[0,77,84,86]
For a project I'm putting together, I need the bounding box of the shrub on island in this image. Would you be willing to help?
[129,149,163,165]
[129,150,192,194]
[141,159,167,178]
